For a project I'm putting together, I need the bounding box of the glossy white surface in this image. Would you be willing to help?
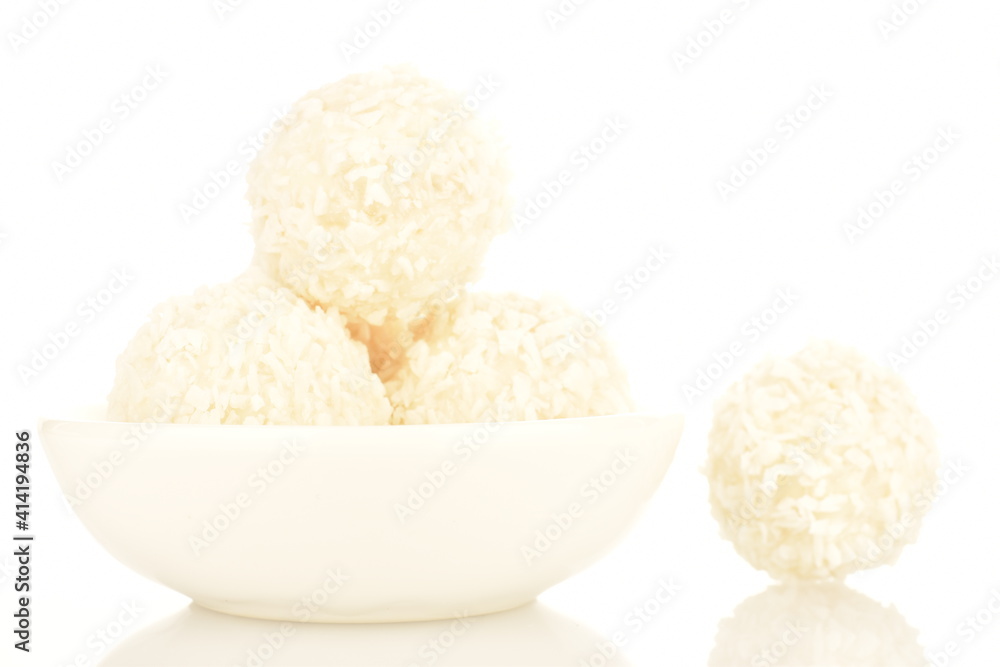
[95,583,924,667]
[102,602,632,667]
[40,410,682,623]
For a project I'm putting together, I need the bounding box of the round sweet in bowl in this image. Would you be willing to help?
[40,408,682,623]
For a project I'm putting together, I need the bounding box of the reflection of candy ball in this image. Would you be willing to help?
[705,340,938,580]
[385,293,633,424]
[709,583,925,667]
[246,65,511,330]
[107,276,391,426]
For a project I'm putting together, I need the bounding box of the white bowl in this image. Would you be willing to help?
[40,409,683,623]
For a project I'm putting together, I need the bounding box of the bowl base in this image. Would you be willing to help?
[191,597,538,624]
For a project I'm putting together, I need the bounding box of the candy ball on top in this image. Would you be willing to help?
[246,65,511,332]
[385,292,634,424]
[704,340,938,580]
[106,274,391,426]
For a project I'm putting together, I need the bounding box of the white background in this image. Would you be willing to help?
[2,0,1000,665]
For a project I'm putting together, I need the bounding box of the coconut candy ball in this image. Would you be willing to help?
[385,292,634,425]
[246,65,511,331]
[705,340,938,580]
[107,276,391,426]
[709,583,925,666]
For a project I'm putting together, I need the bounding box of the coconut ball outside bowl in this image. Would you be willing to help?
[246,65,512,333]
[704,340,939,581]
[106,274,391,426]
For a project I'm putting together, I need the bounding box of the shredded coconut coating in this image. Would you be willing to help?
[385,292,634,424]
[709,583,925,666]
[106,276,391,426]
[705,340,938,580]
[246,65,511,329]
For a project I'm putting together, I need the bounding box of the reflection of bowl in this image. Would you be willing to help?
[41,408,682,623]
[102,601,632,667]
